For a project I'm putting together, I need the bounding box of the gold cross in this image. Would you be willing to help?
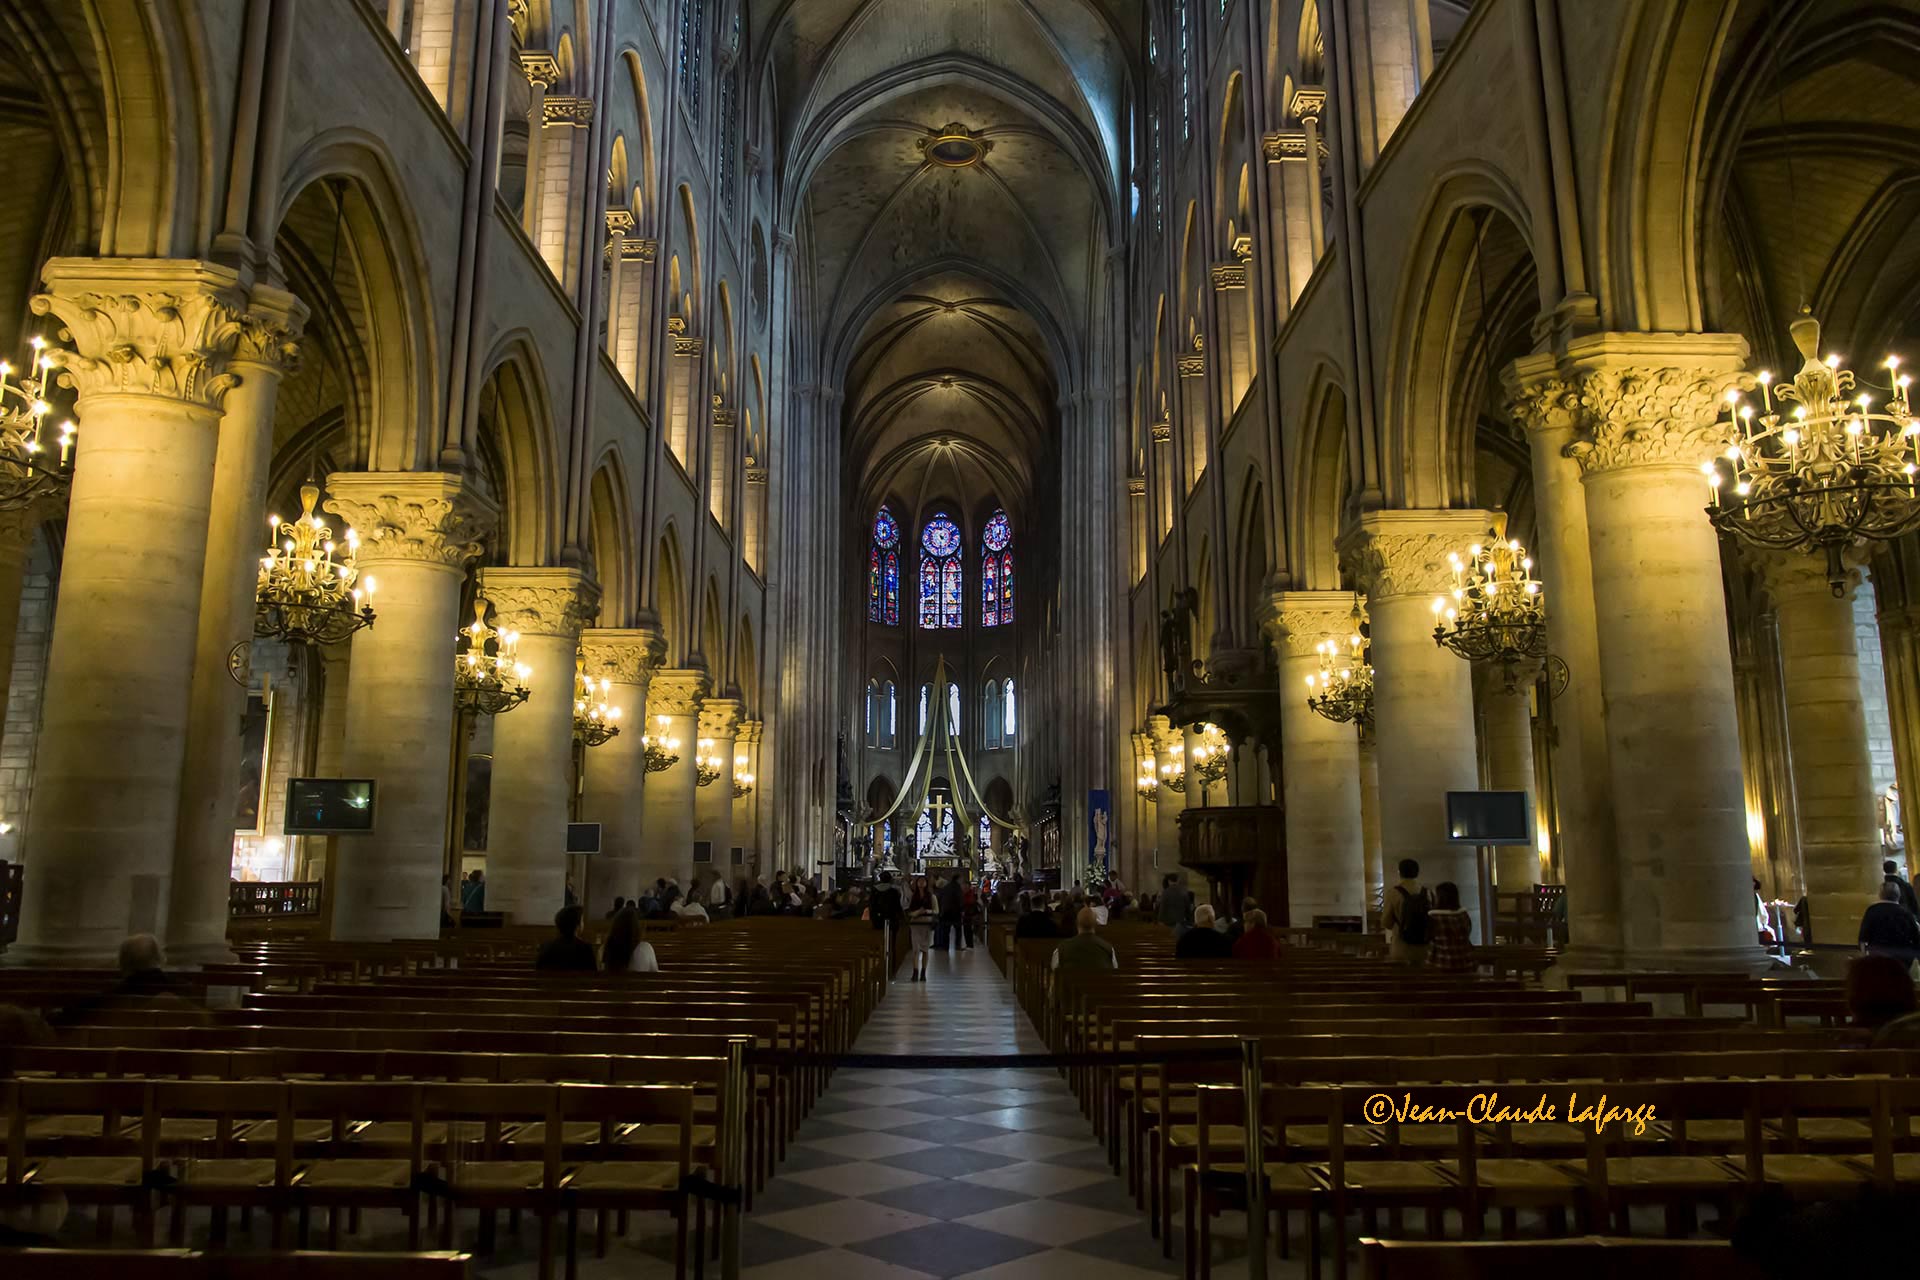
[928,795,950,827]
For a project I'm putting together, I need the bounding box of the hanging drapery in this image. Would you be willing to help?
[860,655,1018,835]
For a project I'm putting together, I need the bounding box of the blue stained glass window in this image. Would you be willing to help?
[869,507,900,624]
[982,509,1013,627]
[978,815,991,851]
[919,513,963,629]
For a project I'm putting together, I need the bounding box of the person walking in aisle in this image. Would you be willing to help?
[936,872,963,953]
[1426,882,1475,973]
[1382,858,1432,967]
[905,878,936,981]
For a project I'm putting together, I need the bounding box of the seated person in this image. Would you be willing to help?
[535,905,599,971]
[1231,908,1284,960]
[1176,905,1234,958]
[601,906,660,973]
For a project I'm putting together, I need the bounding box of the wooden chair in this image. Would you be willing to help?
[287,1081,426,1251]
[5,1077,160,1244]
[151,1079,294,1248]
[556,1084,698,1280]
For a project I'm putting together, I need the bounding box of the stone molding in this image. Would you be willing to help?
[1753,548,1864,601]
[1338,509,1493,601]
[1266,590,1365,658]
[581,625,668,685]
[674,336,703,359]
[1209,262,1247,290]
[648,668,711,718]
[698,696,744,739]
[519,50,561,90]
[1150,418,1172,443]
[1556,332,1750,475]
[746,467,768,486]
[616,237,658,263]
[1145,713,1181,757]
[1177,354,1206,379]
[32,258,253,412]
[324,471,497,568]
[479,566,601,639]
[543,96,593,126]
[1263,130,1306,162]
[736,718,763,747]
[1127,476,1147,497]
[713,406,737,429]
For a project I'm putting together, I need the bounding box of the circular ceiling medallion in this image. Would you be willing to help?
[920,123,990,169]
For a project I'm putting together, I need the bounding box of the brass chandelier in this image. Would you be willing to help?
[255,481,376,646]
[732,753,755,799]
[454,597,531,716]
[641,715,681,773]
[571,651,621,747]
[694,738,726,787]
[1305,607,1374,729]
[0,336,75,511]
[1190,723,1231,791]
[1157,741,1187,795]
[1135,757,1159,804]
[1432,528,1547,689]
[1706,313,1920,594]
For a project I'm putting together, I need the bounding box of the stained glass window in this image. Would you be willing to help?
[882,682,897,749]
[919,513,963,628]
[983,679,1002,748]
[978,815,992,852]
[947,682,961,735]
[982,509,1013,626]
[868,507,900,624]
[915,811,932,853]
[918,683,930,734]
[1179,1,1191,143]
[1004,679,1017,739]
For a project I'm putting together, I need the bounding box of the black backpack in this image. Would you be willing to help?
[1395,885,1432,945]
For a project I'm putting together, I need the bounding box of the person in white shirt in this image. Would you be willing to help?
[601,906,660,973]
[673,899,710,924]
[708,872,731,910]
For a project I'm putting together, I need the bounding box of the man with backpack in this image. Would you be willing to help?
[1381,857,1432,966]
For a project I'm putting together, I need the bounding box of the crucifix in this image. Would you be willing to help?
[927,794,951,828]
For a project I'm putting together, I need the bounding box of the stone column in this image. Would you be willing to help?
[1340,509,1490,931]
[12,261,250,965]
[1563,333,1759,965]
[1505,358,1622,961]
[479,566,599,924]
[578,625,663,916]
[1292,87,1327,260]
[518,51,560,242]
[0,506,52,738]
[168,286,308,963]
[304,640,351,885]
[733,717,762,867]
[1478,669,1541,894]
[324,472,494,941]
[603,208,631,360]
[1268,591,1367,925]
[695,696,743,870]
[1761,554,1881,940]
[639,668,708,890]
[1359,733,1384,911]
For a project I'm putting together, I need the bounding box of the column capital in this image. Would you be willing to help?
[605,207,636,237]
[647,668,711,717]
[581,624,668,684]
[232,282,309,377]
[1500,352,1581,439]
[1337,509,1494,601]
[1555,332,1750,474]
[1209,261,1247,290]
[479,566,601,639]
[32,257,252,412]
[543,96,593,127]
[324,470,497,568]
[736,718,763,747]
[1753,547,1864,601]
[1290,85,1327,122]
[1264,589,1365,657]
[519,49,561,90]
[698,696,744,738]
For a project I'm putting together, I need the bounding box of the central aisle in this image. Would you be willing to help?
[736,941,1172,1279]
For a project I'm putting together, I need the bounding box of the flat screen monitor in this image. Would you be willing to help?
[565,822,602,855]
[283,778,376,835]
[1446,790,1532,846]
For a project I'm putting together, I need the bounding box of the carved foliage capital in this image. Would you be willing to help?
[1265,591,1364,658]
[1338,511,1492,601]
[1566,363,1746,474]
[520,50,561,90]
[232,283,310,377]
[698,696,744,739]
[648,668,711,718]
[324,472,497,568]
[543,96,593,127]
[1501,367,1582,441]
[479,567,601,639]
[581,625,668,685]
[735,718,763,747]
[32,259,254,412]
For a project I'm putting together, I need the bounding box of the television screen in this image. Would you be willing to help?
[283,778,376,835]
[565,822,602,855]
[1446,791,1532,846]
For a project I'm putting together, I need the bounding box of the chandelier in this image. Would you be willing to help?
[1305,611,1373,729]
[1135,758,1159,804]
[1158,742,1187,795]
[1431,527,1547,689]
[694,738,726,787]
[1705,313,1920,594]
[572,651,621,747]
[732,754,755,799]
[641,715,681,773]
[454,597,530,716]
[0,336,75,511]
[1190,724,1230,791]
[254,481,376,646]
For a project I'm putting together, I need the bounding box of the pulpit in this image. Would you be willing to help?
[1177,805,1287,917]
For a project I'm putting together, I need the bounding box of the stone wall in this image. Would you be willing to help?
[0,535,57,853]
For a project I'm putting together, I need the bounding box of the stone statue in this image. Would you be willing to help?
[1160,587,1200,691]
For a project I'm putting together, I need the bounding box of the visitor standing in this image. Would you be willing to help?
[1859,882,1920,961]
[1157,874,1192,930]
[1382,858,1431,967]
[1425,882,1475,973]
[1885,859,1919,918]
[937,872,963,952]
[708,871,733,913]
[461,869,486,913]
[906,878,936,981]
